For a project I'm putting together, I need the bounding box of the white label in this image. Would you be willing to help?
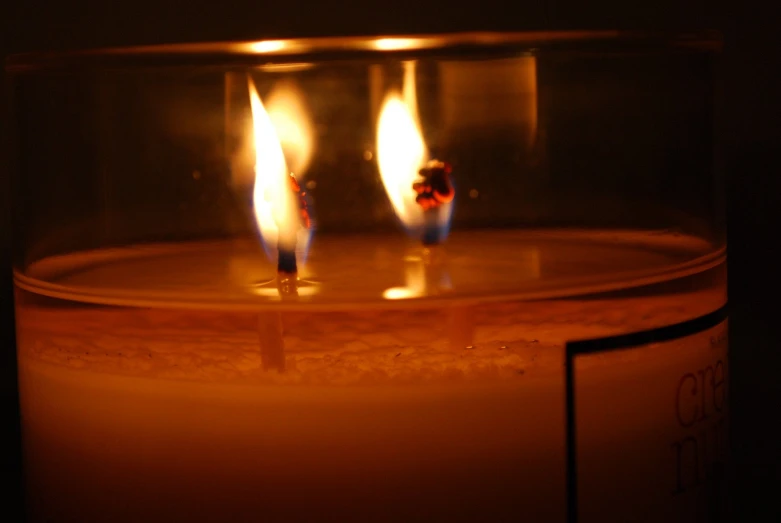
[572,318,728,523]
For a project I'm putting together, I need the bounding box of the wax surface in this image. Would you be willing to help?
[17,229,720,309]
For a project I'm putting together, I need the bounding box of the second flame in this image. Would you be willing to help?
[377,94,427,229]
[377,63,453,237]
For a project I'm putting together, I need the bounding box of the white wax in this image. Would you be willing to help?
[14,230,727,522]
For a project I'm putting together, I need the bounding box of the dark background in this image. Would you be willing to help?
[1,1,778,521]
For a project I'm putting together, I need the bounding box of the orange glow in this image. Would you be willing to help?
[382,254,427,300]
[439,56,538,148]
[373,38,422,51]
[247,40,286,53]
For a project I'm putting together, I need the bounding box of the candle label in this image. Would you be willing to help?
[567,307,728,523]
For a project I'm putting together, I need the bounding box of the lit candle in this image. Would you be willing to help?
[10,35,727,523]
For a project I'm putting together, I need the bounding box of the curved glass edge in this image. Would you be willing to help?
[5,30,722,72]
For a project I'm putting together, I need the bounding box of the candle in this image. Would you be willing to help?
[8,32,726,522]
[15,230,727,522]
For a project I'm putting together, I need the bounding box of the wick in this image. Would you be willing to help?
[276,172,311,274]
[277,247,298,275]
[414,159,454,246]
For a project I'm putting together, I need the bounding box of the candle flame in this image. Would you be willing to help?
[377,94,427,229]
[266,79,315,176]
[248,77,312,261]
[377,66,453,239]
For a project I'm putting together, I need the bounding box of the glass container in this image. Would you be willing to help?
[6,31,726,523]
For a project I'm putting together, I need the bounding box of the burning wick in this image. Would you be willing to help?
[413,159,455,245]
[276,172,312,280]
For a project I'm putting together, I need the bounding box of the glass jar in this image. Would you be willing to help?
[7,31,725,523]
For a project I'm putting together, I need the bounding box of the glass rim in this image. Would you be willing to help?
[6,30,721,72]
